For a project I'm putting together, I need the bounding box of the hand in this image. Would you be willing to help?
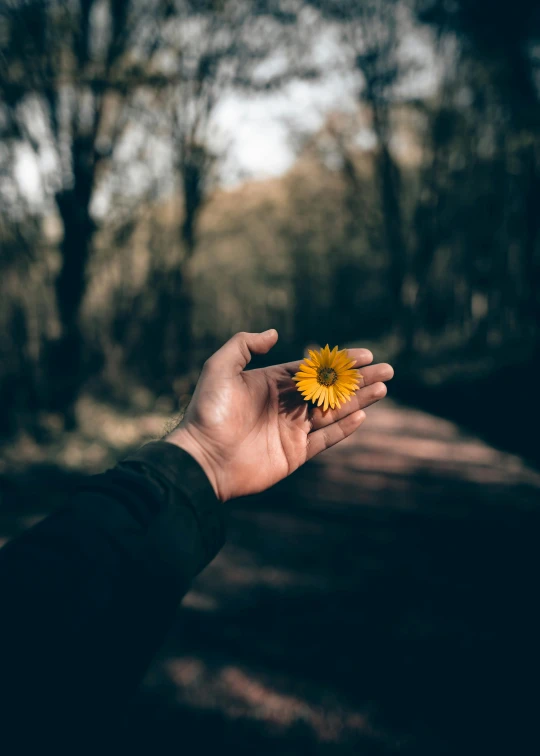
[165,330,393,502]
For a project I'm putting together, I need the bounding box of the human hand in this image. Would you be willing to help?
[165,330,393,502]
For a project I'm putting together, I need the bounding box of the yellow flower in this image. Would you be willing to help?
[293,344,362,412]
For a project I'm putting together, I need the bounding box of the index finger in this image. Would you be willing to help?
[279,348,374,376]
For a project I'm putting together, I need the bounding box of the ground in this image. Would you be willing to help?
[1,397,539,754]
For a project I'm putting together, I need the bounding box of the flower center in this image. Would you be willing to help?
[317,367,337,386]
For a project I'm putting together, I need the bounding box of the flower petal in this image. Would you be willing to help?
[329,386,336,408]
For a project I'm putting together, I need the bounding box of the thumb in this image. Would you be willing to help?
[206,329,278,376]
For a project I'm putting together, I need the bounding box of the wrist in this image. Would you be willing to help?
[164,425,224,503]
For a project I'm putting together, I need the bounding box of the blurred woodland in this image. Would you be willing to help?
[1,0,539,456]
[2,3,540,755]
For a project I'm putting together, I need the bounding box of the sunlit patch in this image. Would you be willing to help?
[182,591,219,612]
[164,658,383,744]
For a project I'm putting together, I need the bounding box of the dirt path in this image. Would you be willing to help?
[120,401,540,755]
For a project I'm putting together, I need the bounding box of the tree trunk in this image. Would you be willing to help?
[161,259,195,391]
[372,110,410,355]
[47,188,95,428]
[523,143,540,361]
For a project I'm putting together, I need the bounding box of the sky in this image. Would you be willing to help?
[214,12,438,187]
[12,65,360,207]
[11,6,439,206]
[214,69,359,186]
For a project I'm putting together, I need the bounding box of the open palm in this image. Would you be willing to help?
[167,330,393,502]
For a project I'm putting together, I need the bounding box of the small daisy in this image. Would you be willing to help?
[293,345,362,412]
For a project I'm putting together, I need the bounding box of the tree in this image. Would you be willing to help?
[0,0,172,426]
[148,0,317,380]
[303,0,417,353]
[1,1,319,416]
[416,0,540,358]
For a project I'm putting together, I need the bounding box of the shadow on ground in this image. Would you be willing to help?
[121,401,540,755]
[1,400,540,754]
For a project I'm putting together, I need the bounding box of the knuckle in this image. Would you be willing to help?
[374,382,387,398]
[357,348,373,365]
[234,332,251,363]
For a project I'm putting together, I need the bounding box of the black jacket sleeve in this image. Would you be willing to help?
[0,440,225,752]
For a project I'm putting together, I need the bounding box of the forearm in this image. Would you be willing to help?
[0,441,225,749]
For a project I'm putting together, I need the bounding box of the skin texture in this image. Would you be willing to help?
[166,330,394,502]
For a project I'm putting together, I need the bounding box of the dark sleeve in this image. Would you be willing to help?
[0,440,225,751]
